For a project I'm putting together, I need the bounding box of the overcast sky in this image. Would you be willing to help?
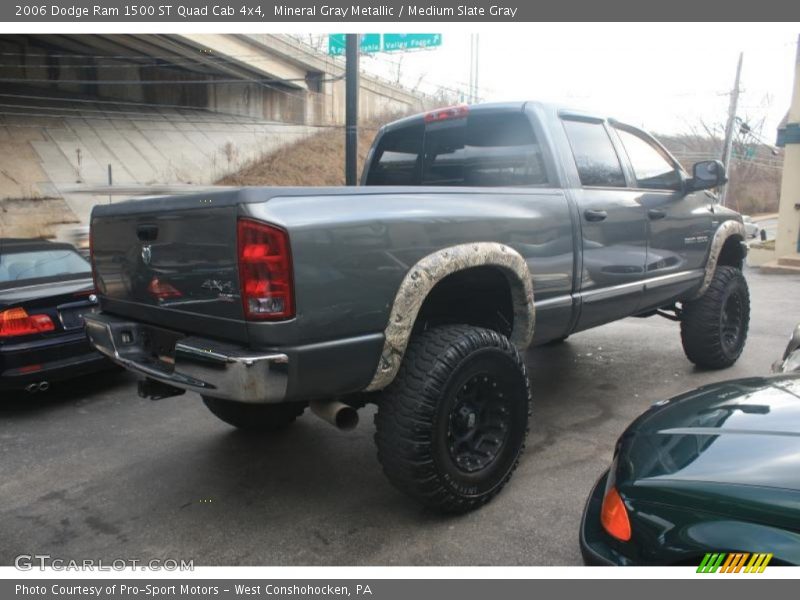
[358,23,799,140]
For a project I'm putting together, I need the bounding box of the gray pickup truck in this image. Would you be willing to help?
[85,102,749,512]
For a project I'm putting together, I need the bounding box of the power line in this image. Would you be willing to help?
[0,58,285,69]
[0,49,309,62]
[0,120,319,135]
[0,108,384,133]
[0,74,342,86]
[0,109,344,128]
[360,50,490,99]
[0,100,266,120]
[0,91,230,112]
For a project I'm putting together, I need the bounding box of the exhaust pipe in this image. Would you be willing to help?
[24,381,50,394]
[310,399,359,431]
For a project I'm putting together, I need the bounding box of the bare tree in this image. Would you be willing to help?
[661,113,782,214]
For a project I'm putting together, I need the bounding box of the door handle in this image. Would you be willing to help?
[584,209,608,222]
[647,209,667,220]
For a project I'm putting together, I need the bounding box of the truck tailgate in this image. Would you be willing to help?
[91,203,247,342]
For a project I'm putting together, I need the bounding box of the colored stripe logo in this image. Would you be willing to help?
[697,552,773,573]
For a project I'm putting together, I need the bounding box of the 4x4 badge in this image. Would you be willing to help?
[201,279,234,294]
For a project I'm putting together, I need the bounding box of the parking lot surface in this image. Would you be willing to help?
[1,268,798,566]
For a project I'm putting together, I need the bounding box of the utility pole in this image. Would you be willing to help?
[474,34,480,103]
[467,34,480,103]
[345,33,359,186]
[720,52,743,206]
[468,34,474,103]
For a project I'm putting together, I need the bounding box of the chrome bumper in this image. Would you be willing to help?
[84,313,289,403]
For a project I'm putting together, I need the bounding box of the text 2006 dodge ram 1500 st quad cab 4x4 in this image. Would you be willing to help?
[85,102,749,512]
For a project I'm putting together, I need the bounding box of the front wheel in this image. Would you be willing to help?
[680,266,750,369]
[374,325,531,513]
[202,397,306,432]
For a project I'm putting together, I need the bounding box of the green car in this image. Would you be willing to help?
[581,327,800,566]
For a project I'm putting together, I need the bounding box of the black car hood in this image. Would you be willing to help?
[618,375,800,493]
[0,277,94,307]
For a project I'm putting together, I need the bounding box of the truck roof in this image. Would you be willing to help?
[380,101,610,133]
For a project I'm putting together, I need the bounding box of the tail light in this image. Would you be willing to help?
[147,277,182,299]
[600,486,632,542]
[424,105,469,123]
[237,218,294,320]
[0,307,55,338]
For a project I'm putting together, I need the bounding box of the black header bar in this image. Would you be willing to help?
[2,0,799,22]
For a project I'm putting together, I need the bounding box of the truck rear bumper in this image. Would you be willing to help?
[84,312,288,403]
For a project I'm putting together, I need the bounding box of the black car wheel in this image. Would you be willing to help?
[374,325,531,513]
[202,396,306,432]
[681,266,750,369]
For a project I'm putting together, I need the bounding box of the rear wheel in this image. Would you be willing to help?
[680,266,750,369]
[374,325,531,513]
[202,396,306,432]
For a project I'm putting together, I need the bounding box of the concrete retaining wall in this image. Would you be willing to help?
[0,196,80,239]
[0,108,320,227]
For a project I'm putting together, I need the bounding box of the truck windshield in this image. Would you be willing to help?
[366,112,549,187]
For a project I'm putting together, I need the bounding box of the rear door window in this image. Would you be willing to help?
[562,119,627,188]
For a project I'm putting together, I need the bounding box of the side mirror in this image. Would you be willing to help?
[783,324,800,361]
[686,160,727,192]
[772,324,800,373]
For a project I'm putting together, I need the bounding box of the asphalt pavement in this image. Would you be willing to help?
[1,268,798,566]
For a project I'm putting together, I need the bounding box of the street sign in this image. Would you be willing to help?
[383,34,442,51]
[328,34,442,55]
[328,34,381,55]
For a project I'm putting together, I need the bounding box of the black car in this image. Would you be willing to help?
[1,238,111,392]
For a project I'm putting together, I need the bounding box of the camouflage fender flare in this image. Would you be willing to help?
[691,219,747,300]
[365,242,535,392]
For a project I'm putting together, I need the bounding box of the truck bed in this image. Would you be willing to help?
[91,185,575,348]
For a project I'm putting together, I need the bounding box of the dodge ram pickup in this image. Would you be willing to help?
[85,102,750,512]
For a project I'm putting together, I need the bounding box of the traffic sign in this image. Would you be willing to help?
[328,34,381,55]
[383,34,443,51]
[328,34,442,55]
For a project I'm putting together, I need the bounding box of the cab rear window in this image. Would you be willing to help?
[365,112,549,187]
[365,124,423,185]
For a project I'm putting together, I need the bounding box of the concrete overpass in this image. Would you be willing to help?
[0,34,432,234]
